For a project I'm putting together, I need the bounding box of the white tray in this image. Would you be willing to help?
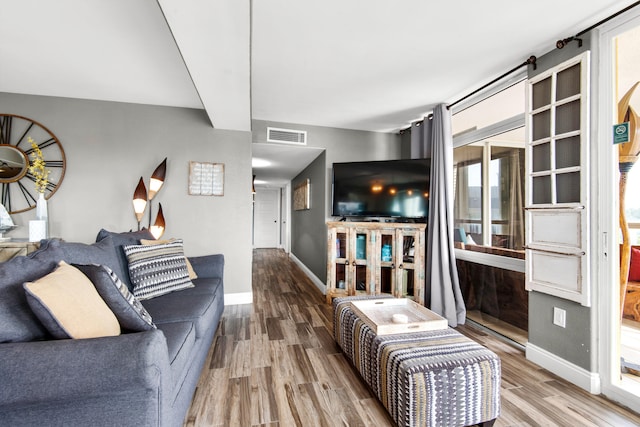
[350,298,448,335]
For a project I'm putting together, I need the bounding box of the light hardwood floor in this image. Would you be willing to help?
[184,249,640,426]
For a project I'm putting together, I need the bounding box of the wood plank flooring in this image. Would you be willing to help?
[184,249,640,426]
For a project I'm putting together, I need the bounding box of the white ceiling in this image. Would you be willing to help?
[0,0,637,185]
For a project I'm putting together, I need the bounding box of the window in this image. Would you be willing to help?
[454,135,525,251]
[453,81,526,257]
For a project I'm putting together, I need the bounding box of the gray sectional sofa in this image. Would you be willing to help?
[0,229,224,427]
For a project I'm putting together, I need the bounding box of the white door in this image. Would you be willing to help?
[253,188,280,248]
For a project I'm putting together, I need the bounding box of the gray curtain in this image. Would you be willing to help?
[424,104,466,326]
[410,118,431,159]
[508,149,525,250]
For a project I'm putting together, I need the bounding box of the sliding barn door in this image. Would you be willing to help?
[525,52,591,306]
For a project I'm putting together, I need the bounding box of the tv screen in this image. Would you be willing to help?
[332,159,430,219]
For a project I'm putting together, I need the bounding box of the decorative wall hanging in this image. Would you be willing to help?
[0,114,66,214]
[188,161,224,196]
[293,179,310,210]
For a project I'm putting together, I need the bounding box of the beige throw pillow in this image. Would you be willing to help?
[23,261,121,339]
[140,238,198,280]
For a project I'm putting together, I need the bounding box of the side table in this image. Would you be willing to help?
[0,240,40,262]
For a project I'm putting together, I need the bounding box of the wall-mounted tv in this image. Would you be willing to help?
[331,159,430,220]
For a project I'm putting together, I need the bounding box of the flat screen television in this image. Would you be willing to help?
[331,159,430,220]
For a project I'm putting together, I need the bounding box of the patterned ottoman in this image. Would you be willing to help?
[333,296,501,427]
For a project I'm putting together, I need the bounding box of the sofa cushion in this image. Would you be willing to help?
[53,237,125,282]
[123,239,194,300]
[144,290,218,339]
[0,240,67,342]
[96,228,155,290]
[74,263,156,332]
[156,321,196,390]
[178,277,222,297]
[23,261,121,339]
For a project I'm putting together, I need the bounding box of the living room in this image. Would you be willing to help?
[2,1,640,425]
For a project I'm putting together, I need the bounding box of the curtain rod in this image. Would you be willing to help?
[557,0,640,49]
[398,55,536,134]
[446,56,537,111]
[401,1,640,134]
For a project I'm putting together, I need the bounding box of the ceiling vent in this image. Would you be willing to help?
[267,127,307,145]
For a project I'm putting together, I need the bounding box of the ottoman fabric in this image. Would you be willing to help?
[334,296,501,427]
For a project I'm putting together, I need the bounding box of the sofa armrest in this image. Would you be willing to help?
[0,330,171,407]
[188,254,224,280]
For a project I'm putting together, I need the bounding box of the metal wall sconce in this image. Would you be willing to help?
[150,203,165,239]
[132,177,147,231]
[132,158,168,236]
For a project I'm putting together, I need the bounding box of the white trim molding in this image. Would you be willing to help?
[224,292,253,305]
[290,252,326,295]
[527,343,601,394]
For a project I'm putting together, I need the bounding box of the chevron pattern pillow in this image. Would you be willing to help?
[123,239,194,300]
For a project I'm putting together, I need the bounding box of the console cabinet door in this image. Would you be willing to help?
[327,224,350,303]
[350,227,374,297]
[393,227,425,304]
[375,228,397,296]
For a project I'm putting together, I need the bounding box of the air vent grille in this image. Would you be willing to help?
[267,127,307,145]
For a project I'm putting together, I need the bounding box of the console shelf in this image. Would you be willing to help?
[326,222,426,304]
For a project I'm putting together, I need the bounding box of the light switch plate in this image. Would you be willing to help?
[553,307,566,328]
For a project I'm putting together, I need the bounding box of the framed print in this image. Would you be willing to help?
[189,161,224,196]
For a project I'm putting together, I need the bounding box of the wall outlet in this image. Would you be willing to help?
[553,307,566,328]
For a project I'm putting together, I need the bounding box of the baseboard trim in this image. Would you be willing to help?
[224,292,253,305]
[289,253,326,295]
[526,343,601,394]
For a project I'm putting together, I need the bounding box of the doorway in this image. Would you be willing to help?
[253,188,281,248]
[599,8,640,413]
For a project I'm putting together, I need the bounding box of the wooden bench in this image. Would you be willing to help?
[333,295,501,427]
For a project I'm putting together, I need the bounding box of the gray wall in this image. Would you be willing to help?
[0,92,253,297]
[292,152,327,282]
[253,119,401,283]
[529,292,592,370]
[527,33,593,370]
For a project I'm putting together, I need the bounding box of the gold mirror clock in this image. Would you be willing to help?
[0,114,66,214]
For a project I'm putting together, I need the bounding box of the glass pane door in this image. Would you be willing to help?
[377,230,395,295]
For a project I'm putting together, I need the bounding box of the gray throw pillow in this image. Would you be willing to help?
[74,263,156,332]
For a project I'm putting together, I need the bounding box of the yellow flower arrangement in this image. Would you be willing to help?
[28,137,50,194]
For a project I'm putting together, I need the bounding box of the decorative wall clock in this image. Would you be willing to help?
[0,114,66,214]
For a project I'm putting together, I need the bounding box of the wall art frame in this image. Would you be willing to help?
[293,179,310,210]
[188,161,224,196]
